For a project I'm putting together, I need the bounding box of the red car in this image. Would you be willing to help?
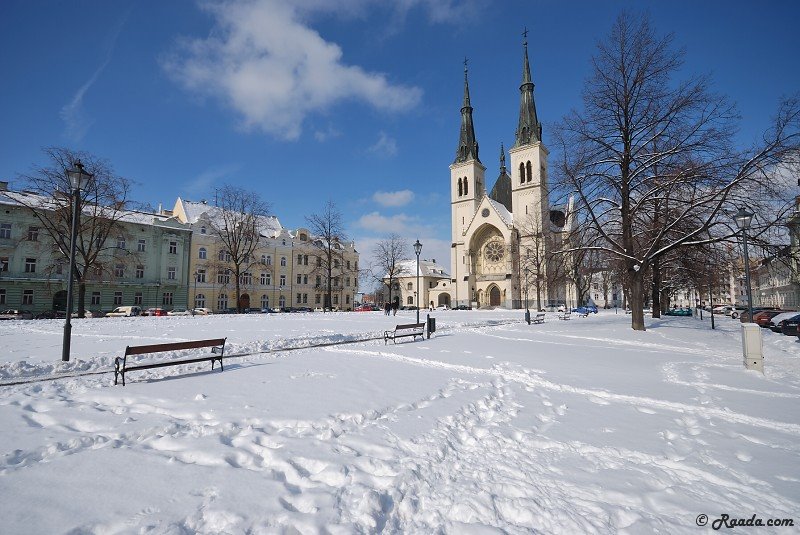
[144,307,167,316]
[753,310,783,327]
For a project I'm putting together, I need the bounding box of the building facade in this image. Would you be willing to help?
[171,198,360,312]
[435,40,575,309]
[381,259,451,309]
[0,185,192,314]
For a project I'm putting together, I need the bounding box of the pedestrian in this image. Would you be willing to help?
[429,301,434,311]
[384,302,391,316]
[392,301,398,316]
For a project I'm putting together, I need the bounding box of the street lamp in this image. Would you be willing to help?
[413,239,422,323]
[734,206,755,322]
[192,270,198,315]
[62,160,93,362]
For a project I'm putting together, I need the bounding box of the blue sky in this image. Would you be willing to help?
[1,0,799,277]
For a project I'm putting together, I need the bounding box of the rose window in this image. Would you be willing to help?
[484,241,504,263]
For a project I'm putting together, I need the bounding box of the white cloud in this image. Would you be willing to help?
[183,164,241,195]
[355,211,414,233]
[314,124,342,142]
[367,131,398,157]
[163,0,422,140]
[372,189,414,207]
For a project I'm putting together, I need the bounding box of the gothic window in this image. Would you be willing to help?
[407,282,413,290]
[457,178,462,196]
[484,241,504,263]
[464,178,468,196]
[526,161,532,182]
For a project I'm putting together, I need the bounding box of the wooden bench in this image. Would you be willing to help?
[557,311,571,320]
[384,323,425,344]
[114,338,226,386]
[532,312,546,324]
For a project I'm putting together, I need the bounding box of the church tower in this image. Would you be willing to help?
[509,34,549,232]
[450,60,486,243]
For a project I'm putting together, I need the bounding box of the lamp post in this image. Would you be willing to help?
[734,206,755,322]
[192,270,198,315]
[413,239,422,324]
[62,160,93,362]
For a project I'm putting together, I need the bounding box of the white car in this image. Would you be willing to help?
[106,306,142,317]
[192,308,212,315]
[436,304,450,310]
[712,305,734,315]
[167,309,192,316]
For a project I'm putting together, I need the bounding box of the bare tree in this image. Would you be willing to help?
[306,201,347,312]
[16,147,133,317]
[556,12,800,330]
[371,234,411,307]
[209,185,271,313]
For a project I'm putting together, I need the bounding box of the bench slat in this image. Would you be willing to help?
[124,355,222,372]
[125,338,226,356]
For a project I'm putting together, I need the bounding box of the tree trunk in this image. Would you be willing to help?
[660,287,670,312]
[651,258,661,318]
[629,272,646,331]
[77,280,86,318]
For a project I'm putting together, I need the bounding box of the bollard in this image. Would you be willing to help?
[524,310,531,325]
[741,323,764,373]
[426,314,436,339]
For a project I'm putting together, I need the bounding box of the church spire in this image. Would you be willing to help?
[454,58,480,164]
[500,143,506,173]
[513,29,542,148]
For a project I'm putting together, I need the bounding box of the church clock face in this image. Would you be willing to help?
[484,240,504,263]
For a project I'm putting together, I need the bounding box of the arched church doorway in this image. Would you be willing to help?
[438,294,451,307]
[489,286,501,307]
[239,293,250,310]
[53,290,67,312]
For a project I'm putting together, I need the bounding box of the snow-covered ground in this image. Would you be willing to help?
[0,310,798,533]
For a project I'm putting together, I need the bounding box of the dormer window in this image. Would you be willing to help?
[200,226,207,235]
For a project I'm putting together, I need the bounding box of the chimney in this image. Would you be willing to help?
[0,181,7,191]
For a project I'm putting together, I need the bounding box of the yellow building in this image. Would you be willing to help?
[170,198,359,312]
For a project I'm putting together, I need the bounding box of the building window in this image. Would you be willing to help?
[296,293,302,304]
[407,296,414,305]
[303,275,308,284]
[333,295,339,305]
[137,239,146,252]
[260,272,270,285]
[302,293,308,304]
[297,254,303,264]
[315,294,321,304]
[526,161,532,182]
[91,292,101,305]
[317,256,322,267]
[195,294,205,308]
[265,255,272,265]
[169,241,177,254]
[279,275,286,286]
[458,178,463,196]
[115,264,124,278]
[304,255,308,265]
[0,289,6,305]
[0,223,10,239]
[136,265,144,279]
[279,295,286,307]
[199,247,207,259]
[217,270,231,284]
[114,291,123,305]
[280,257,287,267]
[168,267,176,280]
[200,226,207,235]
[25,258,36,273]
[296,274,302,284]
[261,295,269,309]
[196,269,206,283]
[28,227,39,241]
[346,260,351,270]
[22,290,34,305]
[162,292,173,306]
[0,257,8,272]
[134,292,143,306]
[519,163,525,184]
[345,295,350,304]
[117,236,126,249]
[240,272,252,285]
[346,277,351,287]
[463,178,468,196]
[407,282,413,290]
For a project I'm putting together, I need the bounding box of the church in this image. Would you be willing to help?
[429,38,576,310]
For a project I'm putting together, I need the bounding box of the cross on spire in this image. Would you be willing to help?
[463,57,468,73]
[522,27,528,46]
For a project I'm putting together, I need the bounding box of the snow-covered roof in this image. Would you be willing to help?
[387,259,450,280]
[487,197,513,226]
[1,190,186,227]
[178,198,282,237]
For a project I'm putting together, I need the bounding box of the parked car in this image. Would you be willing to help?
[0,309,34,320]
[34,310,66,319]
[453,304,472,310]
[167,308,192,316]
[665,307,693,317]
[753,310,783,327]
[436,304,450,311]
[106,306,142,317]
[766,311,800,332]
[780,314,800,336]
[192,307,213,315]
[712,305,734,315]
[144,307,167,317]
[572,304,598,314]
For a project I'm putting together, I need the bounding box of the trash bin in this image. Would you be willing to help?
[741,323,763,372]
[427,314,436,339]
